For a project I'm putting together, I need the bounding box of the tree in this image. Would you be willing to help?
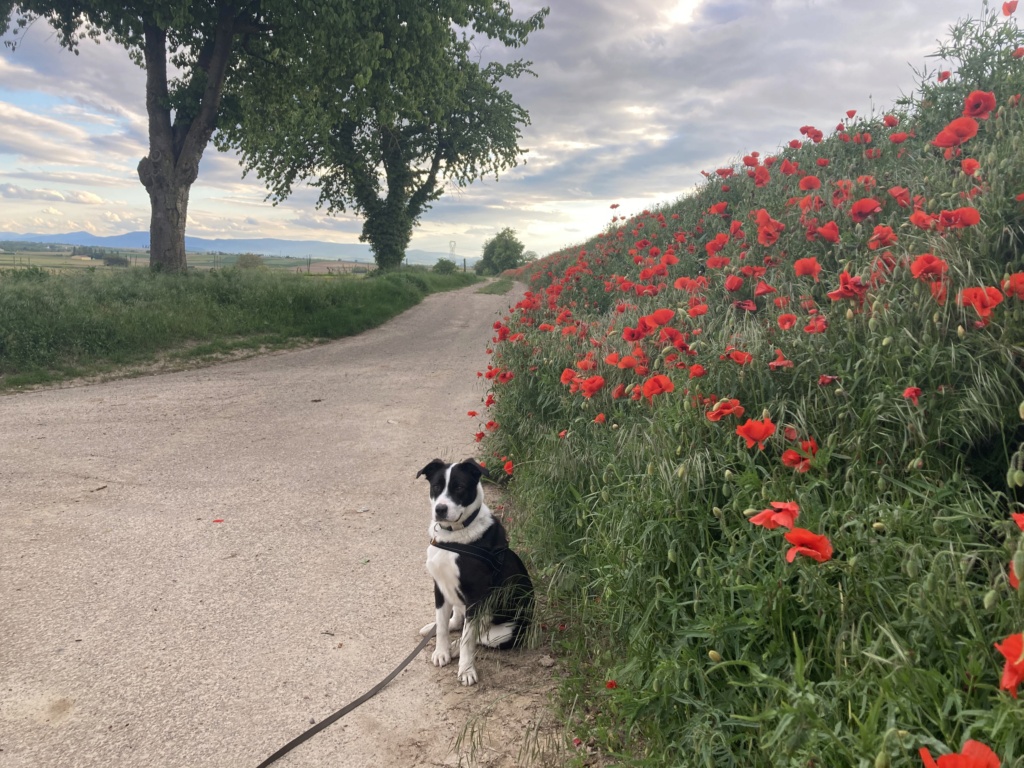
[432,258,458,275]
[216,6,547,271]
[475,227,526,276]
[1,1,546,272]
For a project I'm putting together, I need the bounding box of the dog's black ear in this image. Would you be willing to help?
[417,459,447,479]
[460,457,489,482]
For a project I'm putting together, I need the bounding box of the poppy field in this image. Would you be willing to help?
[478,4,1024,766]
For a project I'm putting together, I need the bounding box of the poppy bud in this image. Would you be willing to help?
[1014,550,1024,582]
[932,519,947,536]
[1014,469,1024,487]
[984,589,998,610]
[647,462,654,476]
[713,507,723,518]
[762,408,771,420]
[846,308,854,321]
[676,464,686,478]
[875,750,891,768]
[743,507,758,517]
[1019,400,1024,420]
[868,317,878,332]
[957,325,966,339]
[877,477,888,492]
[905,557,920,578]
[724,470,733,481]
[872,522,886,532]
[708,650,723,663]
[667,548,677,563]
[882,336,892,346]
[933,312,941,324]
[601,488,610,502]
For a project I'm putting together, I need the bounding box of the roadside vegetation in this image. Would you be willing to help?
[479,6,1024,766]
[0,267,477,389]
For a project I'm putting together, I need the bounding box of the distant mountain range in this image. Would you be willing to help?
[0,230,471,266]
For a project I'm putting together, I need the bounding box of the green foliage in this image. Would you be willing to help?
[234,252,265,270]
[476,227,528,276]
[216,2,548,271]
[0,267,477,385]
[479,7,1024,766]
[432,258,458,275]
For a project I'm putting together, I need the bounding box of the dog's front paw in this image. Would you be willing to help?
[457,665,478,686]
[432,646,452,667]
[419,622,436,637]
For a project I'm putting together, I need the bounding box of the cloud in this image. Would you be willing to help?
[0,183,104,204]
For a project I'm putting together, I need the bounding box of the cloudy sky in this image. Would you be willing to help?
[0,0,982,260]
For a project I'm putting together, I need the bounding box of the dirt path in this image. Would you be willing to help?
[0,283,566,768]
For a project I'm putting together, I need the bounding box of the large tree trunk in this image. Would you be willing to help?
[137,14,237,272]
[361,204,414,271]
[140,162,192,272]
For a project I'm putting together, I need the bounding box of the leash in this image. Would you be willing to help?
[430,538,507,573]
[254,626,437,768]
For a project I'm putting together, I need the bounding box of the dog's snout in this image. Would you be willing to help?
[434,503,449,520]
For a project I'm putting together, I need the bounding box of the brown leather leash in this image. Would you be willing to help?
[255,626,436,767]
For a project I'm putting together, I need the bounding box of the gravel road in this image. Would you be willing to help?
[0,282,561,768]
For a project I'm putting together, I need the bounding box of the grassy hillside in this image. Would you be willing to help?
[480,6,1024,766]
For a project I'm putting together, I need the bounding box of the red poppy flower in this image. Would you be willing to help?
[706,398,744,422]
[1014,512,1024,530]
[932,117,979,148]
[799,176,822,191]
[1015,47,1024,59]
[781,437,818,473]
[727,349,753,365]
[994,632,1024,698]
[964,90,997,120]
[777,313,798,330]
[959,286,1004,322]
[641,374,674,400]
[688,364,706,379]
[803,315,828,334]
[688,304,708,318]
[750,501,800,530]
[826,271,869,302]
[754,280,777,297]
[961,158,980,176]
[938,71,951,82]
[910,253,948,281]
[753,166,771,187]
[818,374,839,386]
[724,275,744,292]
[793,257,822,282]
[850,197,883,222]
[504,460,514,475]
[733,299,757,312]
[919,740,1001,768]
[1005,0,1019,14]
[784,528,833,563]
[1002,272,1024,299]
[754,209,785,245]
[647,308,676,326]
[736,417,776,449]
[580,375,606,399]
[889,132,909,144]
[903,386,922,406]
[593,413,606,424]
[605,680,618,689]
[888,186,911,207]
[768,348,793,370]
[815,220,841,243]
[560,368,578,386]
[867,225,898,250]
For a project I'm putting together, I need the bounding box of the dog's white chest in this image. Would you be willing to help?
[426,546,463,605]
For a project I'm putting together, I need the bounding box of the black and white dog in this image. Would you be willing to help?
[417,458,533,686]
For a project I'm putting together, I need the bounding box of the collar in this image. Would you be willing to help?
[437,507,480,532]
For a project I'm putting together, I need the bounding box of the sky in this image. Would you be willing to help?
[0,0,984,261]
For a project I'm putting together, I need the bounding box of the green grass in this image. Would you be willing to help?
[0,266,478,389]
[478,6,1024,767]
[477,276,516,294]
